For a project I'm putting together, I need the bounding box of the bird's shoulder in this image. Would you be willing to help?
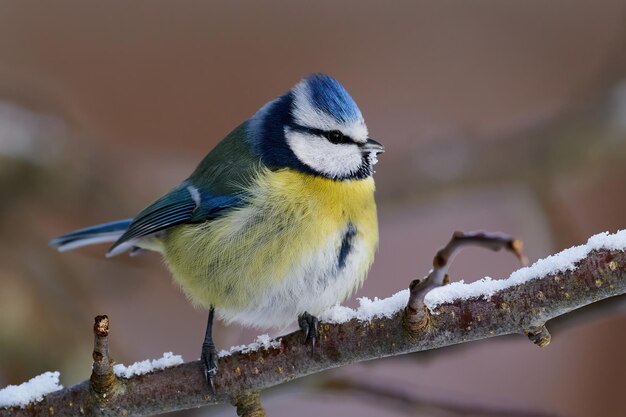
[189,122,264,196]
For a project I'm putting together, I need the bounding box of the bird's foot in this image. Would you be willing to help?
[298,311,319,354]
[201,341,218,393]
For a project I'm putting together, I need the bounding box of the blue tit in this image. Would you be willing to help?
[50,73,384,385]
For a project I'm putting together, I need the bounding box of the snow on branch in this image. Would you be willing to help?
[1,230,625,417]
[113,353,184,379]
[0,372,63,409]
[424,230,626,311]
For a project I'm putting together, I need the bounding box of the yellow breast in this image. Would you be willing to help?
[162,168,379,312]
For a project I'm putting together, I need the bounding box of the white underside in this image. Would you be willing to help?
[217,232,369,329]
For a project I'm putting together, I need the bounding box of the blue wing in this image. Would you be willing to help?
[49,219,133,252]
[107,181,244,256]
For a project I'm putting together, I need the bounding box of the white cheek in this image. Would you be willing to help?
[285,129,363,179]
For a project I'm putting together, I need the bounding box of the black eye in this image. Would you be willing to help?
[325,130,348,144]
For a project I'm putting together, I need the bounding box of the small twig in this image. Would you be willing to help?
[405,231,526,333]
[231,391,266,417]
[91,315,117,396]
[434,231,526,270]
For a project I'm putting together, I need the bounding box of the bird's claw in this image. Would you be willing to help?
[201,342,218,393]
[298,312,319,355]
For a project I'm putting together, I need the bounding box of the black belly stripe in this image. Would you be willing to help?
[337,223,357,269]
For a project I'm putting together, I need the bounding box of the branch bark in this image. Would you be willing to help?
[2,245,625,417]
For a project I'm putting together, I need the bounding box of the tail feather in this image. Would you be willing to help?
[49,219,132,253]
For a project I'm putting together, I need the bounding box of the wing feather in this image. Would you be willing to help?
[107,183,244,255]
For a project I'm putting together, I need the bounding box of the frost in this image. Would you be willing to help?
[0,371,63,408]
[320,289,409,324]
[113,352,184,378]
[424,229,626,311]
[218,334,282,358]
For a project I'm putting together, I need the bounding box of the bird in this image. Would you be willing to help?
[50,73,384,388]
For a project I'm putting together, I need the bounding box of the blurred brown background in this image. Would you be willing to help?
[1,1,626,416]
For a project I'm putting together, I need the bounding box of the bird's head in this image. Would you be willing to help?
[247,74,384,180]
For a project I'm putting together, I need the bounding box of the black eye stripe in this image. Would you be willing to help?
[290,124,356,145]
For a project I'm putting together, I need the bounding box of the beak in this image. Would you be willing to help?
[362,138,385,154]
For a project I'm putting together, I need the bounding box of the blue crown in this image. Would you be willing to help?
[303,74,362,123]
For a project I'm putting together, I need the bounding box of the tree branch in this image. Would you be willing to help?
[2,234,625,417]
